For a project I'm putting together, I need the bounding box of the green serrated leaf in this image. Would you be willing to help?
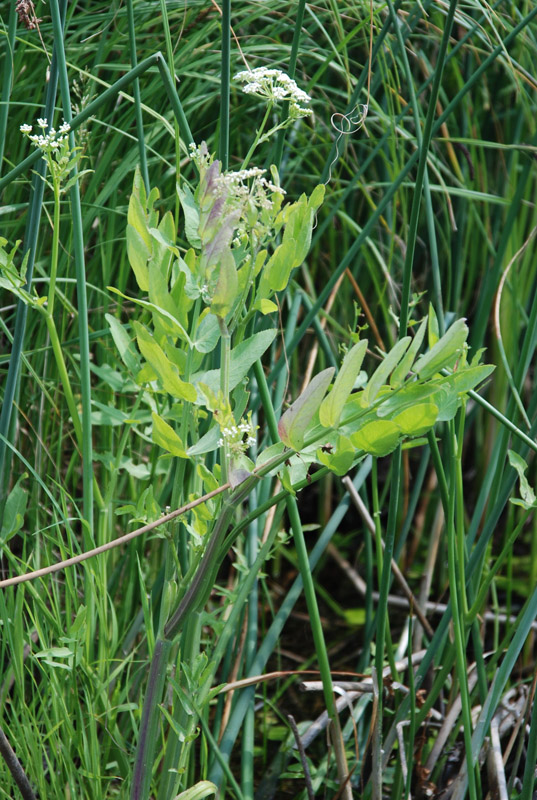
[278,368,335,449]
[319,339,368,427]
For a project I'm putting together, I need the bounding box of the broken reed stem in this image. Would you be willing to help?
[0,484,229,588]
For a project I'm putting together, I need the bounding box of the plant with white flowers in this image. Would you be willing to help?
[2,119,93,449]
[234,66,312,119]
[20,118,89,192]
[232,66,312,169]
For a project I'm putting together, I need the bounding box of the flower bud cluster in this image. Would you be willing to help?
[234,66,312,118]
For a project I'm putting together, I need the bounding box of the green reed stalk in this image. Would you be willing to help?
[219,0,231,170]
[0,2,65,519]
[49,0,94,530]
[126,0,150,190]
[252,360,351,794]
[272,0,306,170]
[0,0,17,180]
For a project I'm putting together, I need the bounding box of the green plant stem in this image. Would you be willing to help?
[0,0,17,181]
[219,0,231,170]
[47,177,61,317]
[386,0,444,332]
[399,0,457,333]
[126,0,150,190]
[159,0,182,221]
[252,360,350,794]
[0,724,36,800]
[519,676,537,800]
[43,314,82,446]
[156,54,194,151]
[0,4,64,517]
[218,316,231,486]
[240,104,273,170]
[49,0,94,531]
[455,404,469,617]
[38,172,84,445]
[467,511,530,622]
[131,638,173,800]
[446,419,478,800]
[272,0,307,170]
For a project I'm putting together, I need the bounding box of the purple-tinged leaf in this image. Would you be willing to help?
[278,368,335,450]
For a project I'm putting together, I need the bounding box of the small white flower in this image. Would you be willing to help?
[59,121,70,134]
[37,118,48,129]
[20,124,32,133]
[234,66,312,118]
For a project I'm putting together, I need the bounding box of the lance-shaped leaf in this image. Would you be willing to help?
[257,239,296,299]
[210,247,238,318]
[198,193,227,244]
[319,339,368,428]
[278,368,335,450]
[439,364,495,394]
[152,413,188,458]
[177,184,202,249]
[134,322,197,402]
[390,317,427,387]
[190,329,277,401]
[361,337,411,407]
[202,211,239,269]
[414,318,468,380]
[106,314,140,374]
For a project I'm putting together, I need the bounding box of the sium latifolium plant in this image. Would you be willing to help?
[0,120,90,450]
[107,70,495,799]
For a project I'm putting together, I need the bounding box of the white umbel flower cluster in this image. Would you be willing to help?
[217,420,257,455]
[20,118,71,151]
[234,67,312,118]
[215,166,285,202]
